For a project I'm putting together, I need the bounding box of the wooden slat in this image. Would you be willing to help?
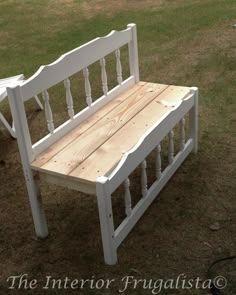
[31,82,145,168]
[69,86,191,182]
[32,76,136,158]
[156,85,191,107]
[40,173,96,195]
[37,83,168,175]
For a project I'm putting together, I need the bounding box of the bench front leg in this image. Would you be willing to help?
[96,176,117,265]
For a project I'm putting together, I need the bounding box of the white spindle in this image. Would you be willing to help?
[115,49,123,85]
[180,117,185,151]
[42,90,54,134]
[141,160,148,197]
[123,178,132,217]
[64,78,74,119]
[100,57,108,95]
[168,130,174,164]
[83,67,92,106]
[156,144,162,180]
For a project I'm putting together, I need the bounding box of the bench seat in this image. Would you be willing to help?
[31,81,192,194]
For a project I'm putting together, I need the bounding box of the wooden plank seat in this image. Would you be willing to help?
[7,24,198,265]
[31,82,192,194]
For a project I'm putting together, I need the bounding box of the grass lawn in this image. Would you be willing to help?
[0,0,236,294]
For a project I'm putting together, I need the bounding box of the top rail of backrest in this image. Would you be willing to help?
[20,24,137,101]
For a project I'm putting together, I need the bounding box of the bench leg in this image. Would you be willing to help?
[189,87,199,153]
[96,176,117,265]
[34,95,44,111]
[0,112,16,138]
[7,86,48,238]
[25,170,48,239]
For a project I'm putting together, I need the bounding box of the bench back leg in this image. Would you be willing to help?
[7,86,48,239]
[26,172,49,239]
[96,177,117,265]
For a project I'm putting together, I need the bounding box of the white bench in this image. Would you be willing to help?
[7,24,198,265]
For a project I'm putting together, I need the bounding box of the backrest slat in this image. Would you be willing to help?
[83,67,92,107]
[100,57,108,95]
[115,49,123,85]
[64,78,75,119]
[42,90,54,134]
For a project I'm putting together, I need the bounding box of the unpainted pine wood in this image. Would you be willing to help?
[69,87,190,182]
[31,82,145,168]
[38,83,168,175]
[156,85,191,107]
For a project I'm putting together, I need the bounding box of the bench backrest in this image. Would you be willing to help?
[7,23,139,162]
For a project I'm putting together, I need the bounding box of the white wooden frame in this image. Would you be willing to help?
[7,24,198,264]
[0,74,43,138]
[97,88,198,264]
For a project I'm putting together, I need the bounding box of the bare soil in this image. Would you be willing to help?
[0,1,235,294]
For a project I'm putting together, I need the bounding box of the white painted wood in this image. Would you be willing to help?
[156,144,162,180]
[141,160,148,197]
[7,85,48,238]
[123,178,132,217]
[7,85,34,161]
[189,87,199,153]
[34,95,44,111]
[0,74,24,102]
[20,27,133,101]
[100,58,108,95]
[168,129,174,164]
[32,76,135,157]
[83,67,92,106]
[108,92,195,192]
[113,139,194,249]
[0,75,43,137]
[96,176,117,265]
[115,49,123,85]
[6,24,199,265]
[0,112,16,138]
[127,24,139,83]
[180,116,185,151]
[64,78,75,119]
[41,173,96,195]
[42,90,54,134]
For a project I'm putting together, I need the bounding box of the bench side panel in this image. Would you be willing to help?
[108,91,196,192]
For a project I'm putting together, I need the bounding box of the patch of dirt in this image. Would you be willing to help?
[42,0,166,19]
[145,23,236,87]
[0,32,11,50]
[79,0,164,17]
[0,2,235,295]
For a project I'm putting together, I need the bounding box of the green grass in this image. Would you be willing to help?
[0,0,236,294]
